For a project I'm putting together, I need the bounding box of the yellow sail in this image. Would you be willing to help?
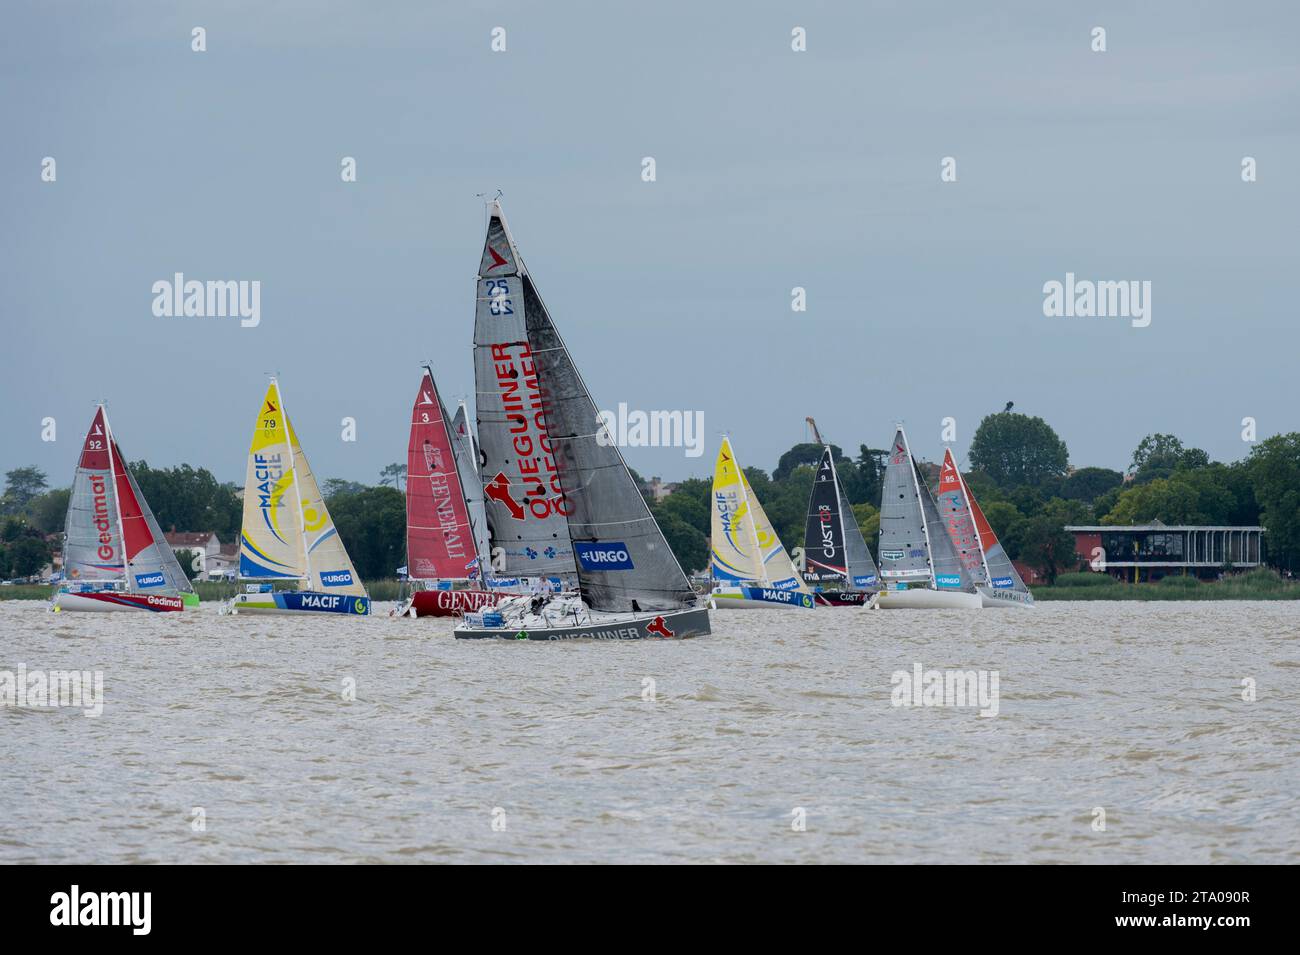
[709,437,808,591]
[238,382,306,580]
[238,380,364,596]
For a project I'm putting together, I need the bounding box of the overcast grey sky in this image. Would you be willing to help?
[3,1,1297,489]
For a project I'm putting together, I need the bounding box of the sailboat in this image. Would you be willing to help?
[709,437,815,610]
[454,200,708,640]
[937,449,1034,608]
[800,419,880,606]
[52,406,197,612]
[395,366,503,617]
[223,378,370,616]
[874,426,981,609]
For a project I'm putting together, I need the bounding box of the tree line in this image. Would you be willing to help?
[3,411,1298,582]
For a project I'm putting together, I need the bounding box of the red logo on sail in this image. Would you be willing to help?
[485,472,526,521]
[485,245,508,271]
[646,616,674,639]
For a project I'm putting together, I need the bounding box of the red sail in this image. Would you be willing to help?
[406,370,476,580]
[79,407,112,471]
[110,440,154,563]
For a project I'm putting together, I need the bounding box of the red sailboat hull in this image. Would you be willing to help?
[408,589,505,617]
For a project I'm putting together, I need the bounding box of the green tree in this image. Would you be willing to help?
[1130,433,1209,483]
[27,488,71,535]
[327,485,406,580]
[2,467,49,513]
[322,478,367,501]
[1246,434,1300,572]
[969,413,1068,489]
[4,535,52,578]
[1101,468,1235,526]
[174,549,201,582]
[653,509,708,575]
[656,477,709,537]
[774,442,841,482]
[852,502,879,542]
[379,463,407,489]
[1060,467,1123,503]
[1009,516,1076,584]
[129,462,242,540]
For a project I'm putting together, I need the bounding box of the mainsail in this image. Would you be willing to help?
[940,448,1031,596]
[711,438,808,591]
[63,408,124,582]
[937,449,989,585]
[520,216,696,612]
[406,368,479,581]
[238,380,364,595]
[803,447,880,591]
[878,427,970,591]
[472,202,576,579]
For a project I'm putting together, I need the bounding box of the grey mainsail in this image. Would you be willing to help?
[515,219,696,613]
[918,463,972,592]
[472,203,576,579]
[877,428,932,584]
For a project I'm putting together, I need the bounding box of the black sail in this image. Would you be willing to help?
[803,448,847,586]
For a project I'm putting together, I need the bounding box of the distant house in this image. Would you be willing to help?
[646,476,679,503]
[209,542,240,580]
[163,532,222,581]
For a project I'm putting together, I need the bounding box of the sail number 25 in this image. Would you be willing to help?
[484,280,513,315]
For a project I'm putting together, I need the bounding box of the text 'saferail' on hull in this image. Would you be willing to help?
[52,591,186,613]
[454,607,711,641]
[711,586,816,610]
[226,592,371,616]
[976,586,1035,609]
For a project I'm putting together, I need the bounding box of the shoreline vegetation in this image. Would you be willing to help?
[4,568,1298,602]
[5,415,1300,595]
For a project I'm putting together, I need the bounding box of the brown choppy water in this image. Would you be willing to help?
[1,600,1296,864]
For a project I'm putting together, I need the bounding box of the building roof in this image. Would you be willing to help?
[1066,525,1264,532]
[164,531,217,547]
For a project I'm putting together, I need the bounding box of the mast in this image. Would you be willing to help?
[806,416,825,447]
[272,377,312,586]
[99,404,133,591]
[900,427,938,589]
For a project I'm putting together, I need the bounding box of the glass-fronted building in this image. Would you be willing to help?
[1066,521,1265,581]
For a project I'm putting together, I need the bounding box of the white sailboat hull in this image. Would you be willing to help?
[976,586,1035,609]
[875,588,983,610]
[51,591,187,613]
